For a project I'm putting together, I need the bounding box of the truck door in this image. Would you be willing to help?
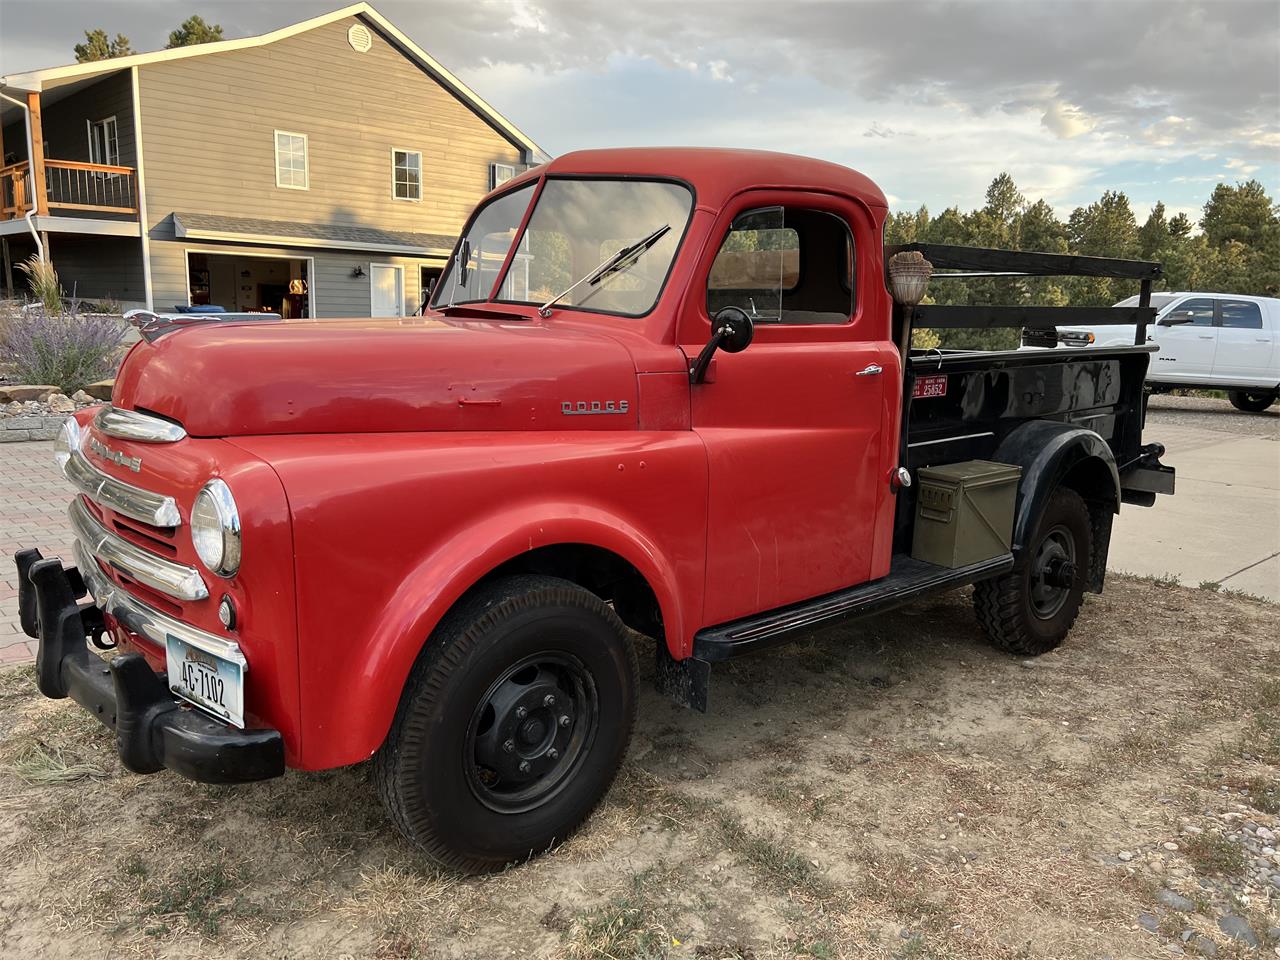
[1151,297,1217,380]
[680,194,900,627]
[1212,299,1273,383]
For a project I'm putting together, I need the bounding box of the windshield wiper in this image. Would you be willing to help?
[538,223,671,318]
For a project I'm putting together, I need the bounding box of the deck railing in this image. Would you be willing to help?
[1,159,139,219]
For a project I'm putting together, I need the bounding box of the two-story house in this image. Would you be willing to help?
[0,3,547,318]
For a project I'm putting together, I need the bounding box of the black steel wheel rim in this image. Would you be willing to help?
[1029,523,1076,619]
[465,652,599,814]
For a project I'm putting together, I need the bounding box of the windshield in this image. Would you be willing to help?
[433,178,694,317]
[1113,294,1177,310]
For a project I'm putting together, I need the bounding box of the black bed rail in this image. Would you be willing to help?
[885,243,1163,346]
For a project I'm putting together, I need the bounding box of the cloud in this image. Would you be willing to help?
[1040,100,1096,139]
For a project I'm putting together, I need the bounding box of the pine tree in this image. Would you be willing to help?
[74,28,134,62]
[166,15,224,48]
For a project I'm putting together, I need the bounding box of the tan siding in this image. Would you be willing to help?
[136,15,522,245]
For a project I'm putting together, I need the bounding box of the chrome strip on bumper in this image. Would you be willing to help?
[94,404,187,443]
[75,542,246,669]
[69,497,208,602]
[64,442,182,527]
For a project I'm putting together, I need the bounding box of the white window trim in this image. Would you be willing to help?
[391,147,423,202]
[274,129,309,190]
[490,162,517,190]
[87,115,120,166]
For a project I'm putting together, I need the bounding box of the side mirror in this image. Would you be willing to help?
[1158,313,1190,326]
[690,306,754,384]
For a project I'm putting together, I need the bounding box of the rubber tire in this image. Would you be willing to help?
[1227,390,1276,413]
[374,575,638,873]
[973,487,1091,656]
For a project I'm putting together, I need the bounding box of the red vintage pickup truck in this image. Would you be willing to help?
[16,148,1173,872]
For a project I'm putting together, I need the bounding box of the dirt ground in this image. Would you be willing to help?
[1,576,1277,960]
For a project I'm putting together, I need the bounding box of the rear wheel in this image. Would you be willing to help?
[374,575,638,873]
[1227,390,1276,413]
[973,487,1091,656]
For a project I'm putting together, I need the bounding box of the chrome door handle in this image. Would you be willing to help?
[856,363,883,377]
[1197,335,1214,340]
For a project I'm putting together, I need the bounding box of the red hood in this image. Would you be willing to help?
[113,316,641,437]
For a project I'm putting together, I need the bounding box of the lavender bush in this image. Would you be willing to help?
[2,300,127,394]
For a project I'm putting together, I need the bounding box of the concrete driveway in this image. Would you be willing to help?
[1,395,1276,666]
[1108,395,1279,599]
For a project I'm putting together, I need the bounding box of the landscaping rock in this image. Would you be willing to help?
[84,379,115,401]
[1194,936,1218,957]
[46,393,75,413]
[71,390,93,404]
[1157,888,1196,912]
[0,384,58,402]
[1217,914,1258,947]
[1138,912,1160,933]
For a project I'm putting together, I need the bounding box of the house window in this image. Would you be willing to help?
[491,162,517,189]
[88,117,119,166]
[274,131,309,190]
[392,149,422,201]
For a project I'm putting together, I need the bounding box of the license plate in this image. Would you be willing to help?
[165,634,245,728]
[913,375,948,399]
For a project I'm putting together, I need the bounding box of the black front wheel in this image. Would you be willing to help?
[1227,390,1277,413]
[973,487,1092,656]
[375,575,638,873]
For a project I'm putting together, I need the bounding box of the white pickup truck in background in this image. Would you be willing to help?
[1023,292,1280,412]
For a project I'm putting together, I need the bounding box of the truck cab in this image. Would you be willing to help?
[16,148,1173,873]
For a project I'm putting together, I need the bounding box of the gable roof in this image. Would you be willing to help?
[0,2,548,163]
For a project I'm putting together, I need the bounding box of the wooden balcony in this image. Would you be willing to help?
[1,159,139,221]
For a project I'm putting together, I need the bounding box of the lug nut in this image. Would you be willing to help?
[518,760,531,774]
[516,706,527,719]
[543,694,556,707]
[503,739,515,753]
[558,715,571,728]
[547,748,559,760]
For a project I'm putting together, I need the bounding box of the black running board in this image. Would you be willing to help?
[692,553,1014,661]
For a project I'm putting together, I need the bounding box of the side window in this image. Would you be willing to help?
[1219,300,1263,329]
[1161,298,1214,327]
[274,131,308,190]
[706,206,854,324]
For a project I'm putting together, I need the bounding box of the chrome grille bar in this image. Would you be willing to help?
[64,441,182,527]
[94,404,187,443]
[75,542,246,668]
[69,497,208,601]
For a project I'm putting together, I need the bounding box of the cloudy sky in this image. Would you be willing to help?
[2,0,1277,224]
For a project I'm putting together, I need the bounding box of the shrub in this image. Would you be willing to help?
[1,299,126,394]
[17,254,63,317]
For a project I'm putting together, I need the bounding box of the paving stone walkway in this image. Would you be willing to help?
[0,440,74,664]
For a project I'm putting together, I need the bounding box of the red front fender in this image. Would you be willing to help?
[232,431,707,770]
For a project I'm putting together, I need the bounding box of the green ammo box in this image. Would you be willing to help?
[911,460,1022,568]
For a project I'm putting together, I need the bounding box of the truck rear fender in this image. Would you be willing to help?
[351,508,692,764]
[993,420,1120,593]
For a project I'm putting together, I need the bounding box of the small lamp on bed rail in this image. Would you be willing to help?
[888,250,933,356]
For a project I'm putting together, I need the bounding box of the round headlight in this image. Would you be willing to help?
[191,478,241,577]
[53,417,82,471]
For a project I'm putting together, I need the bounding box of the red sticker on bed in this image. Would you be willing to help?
[913,375,948,399]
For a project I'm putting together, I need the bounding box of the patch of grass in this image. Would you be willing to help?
[1243,776,1280,814]
[563,867,676,960]
[1180,833,1246,877]
[120,852,257,937]
[0,664,36,704]
[714,812,832,900]
[9,742,106,783]
[1198,580,1221,592]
